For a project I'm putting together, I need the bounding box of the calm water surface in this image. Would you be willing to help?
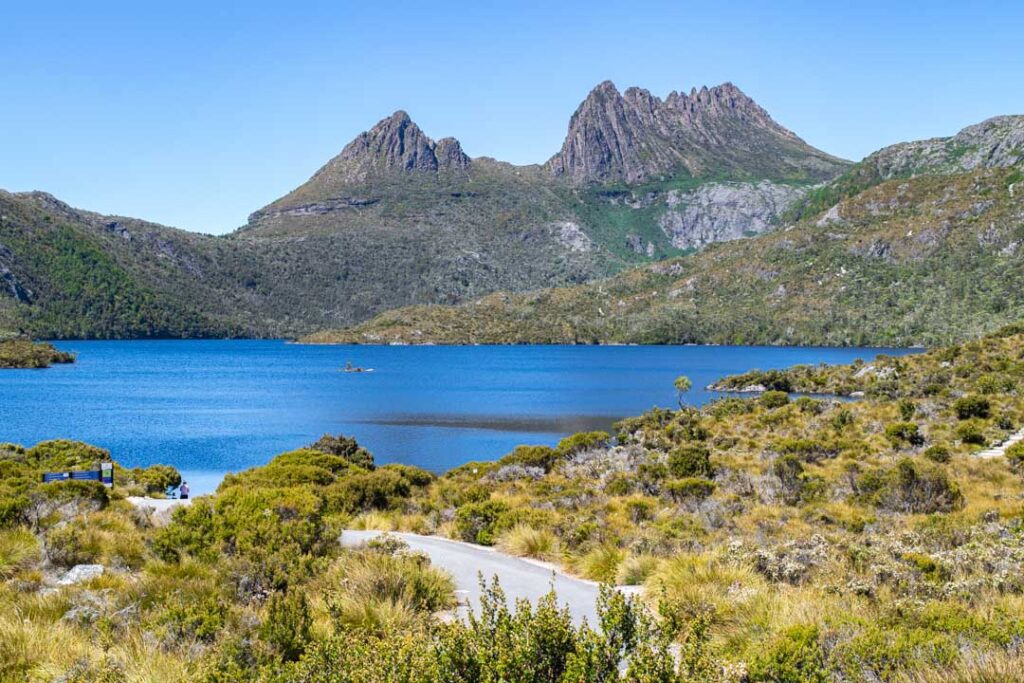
[1,341,913,492]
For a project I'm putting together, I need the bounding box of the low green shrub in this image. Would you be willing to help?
[956,420,987,445]
[885,422,925,448]
[749,624,828,683]
[309,434,375,470]
[760,391,790,409]
[858,458,963,514]
[667,444,714,478]
[953,395,991,420]
[454,499,512,545]
[665,477,716,503]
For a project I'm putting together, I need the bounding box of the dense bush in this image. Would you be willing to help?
[667,444,714,478]
[665,477,715,503]
[324,469,411,514]
[923,445,952,463]
[858,459,963,513]
[454,499,513,545]
[309,434,375,470]
[499,445,558,472]
[554,431,610,457]
[955,420,987,445]
[749,624,828,683]
[1007,442,1024,475]
[953,395,991,420]
[884,422,925,448]
[760,390,790,409]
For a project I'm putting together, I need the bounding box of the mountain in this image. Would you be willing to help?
[547,81,844,185]
[0,79,845,339]
[302,116,1024,347]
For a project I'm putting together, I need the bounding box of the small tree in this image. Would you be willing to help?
[674,375,693,408]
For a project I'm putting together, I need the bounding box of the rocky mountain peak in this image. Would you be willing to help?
[337,110,440,173]
[549,80,842,185]
[272,112,472,202]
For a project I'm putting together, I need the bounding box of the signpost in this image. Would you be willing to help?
[42,463,114,487]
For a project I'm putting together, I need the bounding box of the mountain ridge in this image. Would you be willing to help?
[302,115,1024,347]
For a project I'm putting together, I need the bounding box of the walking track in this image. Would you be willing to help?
[341,529,637,625]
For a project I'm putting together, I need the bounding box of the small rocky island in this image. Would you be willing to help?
[0,339,75,369]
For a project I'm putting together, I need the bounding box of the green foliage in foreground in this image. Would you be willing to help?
[6,326,1024,680]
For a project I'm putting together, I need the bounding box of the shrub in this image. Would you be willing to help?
[454,499,512,545]
[153,498,217,562]
[898,399,917,420]
[760,391,790,409]
[772,455,807,505]
[554,431,610,457]
[953,395,991,420]
[325,469,411,514]
[25,439,110,471]
[885,422,925,448]
[858,459,963,514]
[128,464,182,494]
[379,464,434,488]
[749,624,828,683]
[499,445,558,472]
[1006,442,1024,475]
[328,550,455,634]
[665,477,716,503]
[667,444,714,478]
[260,591,312,662]
[830,408,855,432]
[309,434,375,470]
[775,438,837,462]
[956,420,987,445]
[923,445,952,463]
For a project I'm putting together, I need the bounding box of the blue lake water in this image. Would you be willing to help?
[0,341,913,493]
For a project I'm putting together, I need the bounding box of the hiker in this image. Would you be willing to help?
[179,481,190,499]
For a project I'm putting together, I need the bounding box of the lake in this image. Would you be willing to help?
[0,341,913,493]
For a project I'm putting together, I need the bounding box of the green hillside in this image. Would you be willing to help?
[305,118,1024,348]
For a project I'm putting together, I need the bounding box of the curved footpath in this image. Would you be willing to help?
[342,530,638,625]
[123,500,629,625]
[976,427,1024,459]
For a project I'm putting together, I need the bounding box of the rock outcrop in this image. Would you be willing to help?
[658,181,807,250]
[865,115,1024,179]
[298,111,471,189]
[547,81,847,185]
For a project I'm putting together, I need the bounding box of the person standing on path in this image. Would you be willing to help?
[179,481,190,499]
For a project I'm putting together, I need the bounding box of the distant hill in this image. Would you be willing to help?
[304,116,1024,347]
[0,80,846,339]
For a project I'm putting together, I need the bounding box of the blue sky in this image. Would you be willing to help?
[3,1,1022,234]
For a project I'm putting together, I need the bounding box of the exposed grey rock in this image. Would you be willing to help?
[0,246,32,303]
[657,181,806,249]
[434,137,471,171]
[58,564,104,585]
[864,115,1024,179]
[551,221,593,253]
[300,111,472,187]
[547,81,847,185]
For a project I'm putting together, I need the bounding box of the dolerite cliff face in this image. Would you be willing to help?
[547,81,847,185]
[658,181,808,250]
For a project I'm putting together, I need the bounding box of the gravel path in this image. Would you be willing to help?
[126,496,192,514]
[976,427,1024,459]
[341,530,637,625]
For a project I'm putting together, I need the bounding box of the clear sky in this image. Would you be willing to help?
[3,1,1022,234]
